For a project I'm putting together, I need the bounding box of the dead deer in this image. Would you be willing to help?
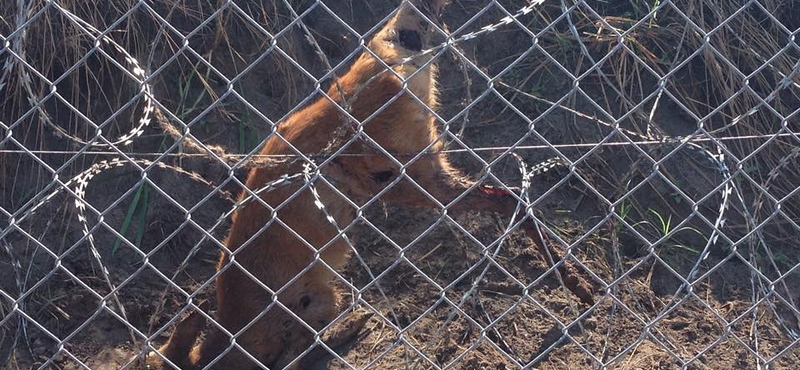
[143,1,594,369]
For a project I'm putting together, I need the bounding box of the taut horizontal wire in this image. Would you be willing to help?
[0,130,797,159]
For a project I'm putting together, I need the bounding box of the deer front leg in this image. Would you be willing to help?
[391,155,596,305]
[472,186,596,305]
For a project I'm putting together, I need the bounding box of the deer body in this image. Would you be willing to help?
[146,1,593,369]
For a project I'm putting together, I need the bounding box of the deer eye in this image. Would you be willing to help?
[398,30,422,51]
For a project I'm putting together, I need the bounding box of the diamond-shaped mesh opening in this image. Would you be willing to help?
[571,296,648,364]
[488,298,570,364]
[12,319,64,366]
[448,3,536,71]
[0,149,66,219]
[490,50,575,123]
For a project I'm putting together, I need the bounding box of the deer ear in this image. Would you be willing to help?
[157,301,209,364]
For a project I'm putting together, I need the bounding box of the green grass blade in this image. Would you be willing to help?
[134,184,149,248]
[112,183,145,256]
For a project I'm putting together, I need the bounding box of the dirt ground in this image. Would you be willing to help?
[1,0,799,369]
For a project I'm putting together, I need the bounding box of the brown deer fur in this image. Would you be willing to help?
[143,1,593,369]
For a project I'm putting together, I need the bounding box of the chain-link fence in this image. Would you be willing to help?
[1,0,799,369]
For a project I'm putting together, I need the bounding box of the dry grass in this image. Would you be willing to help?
[531,0,799,206]
[498,0,799,272]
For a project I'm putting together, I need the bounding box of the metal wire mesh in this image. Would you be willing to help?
[1,0,799,369]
